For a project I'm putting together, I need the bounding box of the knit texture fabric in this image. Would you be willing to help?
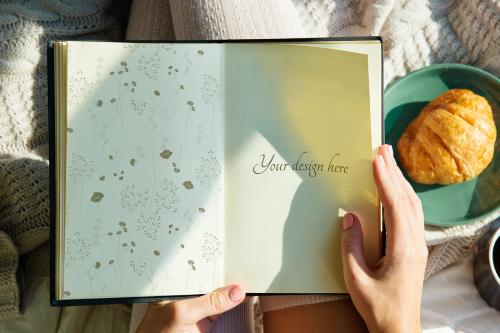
[0,0,124,320]
[0,232,19,320]
[292,0,500,83]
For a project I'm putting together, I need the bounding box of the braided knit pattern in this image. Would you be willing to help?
[0,0,122,320]
[293,0,499,82]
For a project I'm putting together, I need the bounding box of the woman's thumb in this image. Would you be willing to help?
[341,213,370,284]
[175,284,245,324]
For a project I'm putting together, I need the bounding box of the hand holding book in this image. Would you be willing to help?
[136,284,246,333]
[341,144,427,333]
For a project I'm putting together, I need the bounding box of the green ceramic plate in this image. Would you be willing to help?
[384,64,499,226]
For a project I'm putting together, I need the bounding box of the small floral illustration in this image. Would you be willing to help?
[195,150,221,185]
[202,232,222,286]
[130,259,146,277]
[65,232,91,268]
[201,74,221,104]
[196,125,203,146]
[154,44,176,57]
[112,170,125,181]
[182,50,193,74]
[182,181,194,189]
[160,149,172,159]
[201,74,222,130]
[68,70,93,104]
[122,43,140,52]
[202,232,222,263]
[172,162,180,173]
[168,224,179,234]
[120,185,150,212]
[131,98,148,116]
[187,100,196,111]
[69,153,94,184]
[186,259,197,288]
[90,192,104,202]
[136,212,162,240]
[138,54,161,80]
[153,179,180,212]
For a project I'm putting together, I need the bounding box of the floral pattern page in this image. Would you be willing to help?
[63,42,224,299]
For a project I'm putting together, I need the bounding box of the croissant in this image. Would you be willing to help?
[397,89,496,185]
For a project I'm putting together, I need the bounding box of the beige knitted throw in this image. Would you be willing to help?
[1,0,499,323]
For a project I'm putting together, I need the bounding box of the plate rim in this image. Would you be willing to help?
[384,63,500,227]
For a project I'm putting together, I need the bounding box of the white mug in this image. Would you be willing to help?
[473,218,500,311]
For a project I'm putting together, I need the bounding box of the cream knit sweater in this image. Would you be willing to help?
[1,0,499,325]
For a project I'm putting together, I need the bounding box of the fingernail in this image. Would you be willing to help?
[343,213,354,230]
[388,145,393,156]
[228,286,244,302]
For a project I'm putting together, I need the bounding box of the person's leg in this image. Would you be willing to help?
[263,299,369,333]
[127,0,306,41]
[126,0,175,40]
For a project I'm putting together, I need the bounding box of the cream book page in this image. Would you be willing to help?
[63,42,225,299]
[224,43,381,293]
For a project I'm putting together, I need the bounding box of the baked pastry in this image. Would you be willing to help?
[397,89,496,184]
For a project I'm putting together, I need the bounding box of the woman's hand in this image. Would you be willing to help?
[341,144,428,333]
[136,284,245,333]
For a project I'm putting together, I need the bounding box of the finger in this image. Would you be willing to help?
[380,145,412,218]
[172,284,245,324]
[384,145,423,222]
[373,150,412,252]
[372,152,406,234]
[341,213,371,286]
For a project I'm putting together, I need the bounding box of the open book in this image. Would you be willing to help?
[49,38,383,305]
